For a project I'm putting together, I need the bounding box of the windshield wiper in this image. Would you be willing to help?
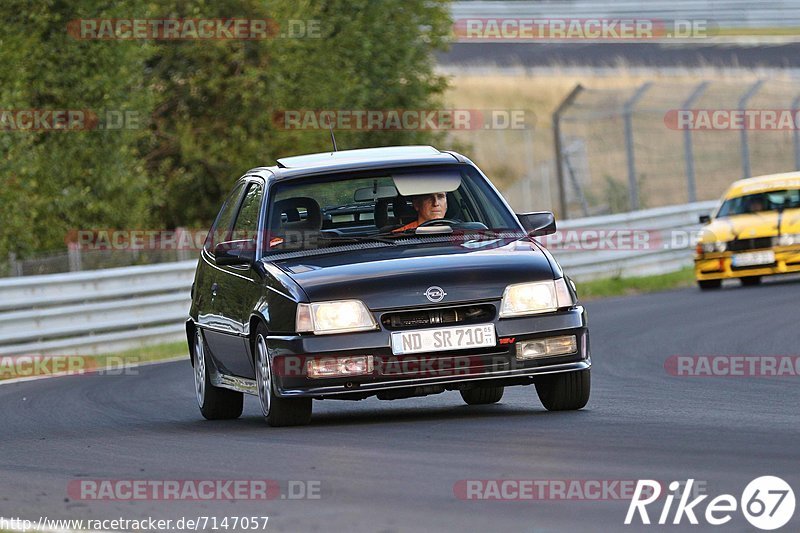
[319,234,398,245]
[461,228,526,239]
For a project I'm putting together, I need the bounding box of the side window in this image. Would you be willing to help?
[203,182,246,251]
[231,183,264,241]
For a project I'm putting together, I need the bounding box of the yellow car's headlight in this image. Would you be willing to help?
[699,241,727,253]
[296,300,377,335]
[499,279,574,318]
[778,234,800,246]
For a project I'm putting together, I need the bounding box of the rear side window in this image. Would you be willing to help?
[231,183,264,241]
[204,182,245,251]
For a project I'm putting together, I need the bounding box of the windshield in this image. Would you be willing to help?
[716,189,800,218]
[264,164,521,253]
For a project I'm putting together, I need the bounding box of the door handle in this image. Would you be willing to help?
[211,282,219,297]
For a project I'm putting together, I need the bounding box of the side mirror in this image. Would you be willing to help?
[213,239,255,266]
[698,214,711,224]
[517,211,557,236]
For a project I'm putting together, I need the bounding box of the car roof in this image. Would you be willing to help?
[246,145,466,181]
[725,171,800,197]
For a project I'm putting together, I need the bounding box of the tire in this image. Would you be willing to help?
[536,369,590,411]
[193,329,244,420]
[698,279,722,291]
[254,324,312,427]
[740,276,762,286]
[460,386,504,405]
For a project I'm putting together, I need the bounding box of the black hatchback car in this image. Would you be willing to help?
[187,146,590,426]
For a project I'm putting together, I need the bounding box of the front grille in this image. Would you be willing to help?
[728,237,773,252]
[376,351,511,378]
[731,262,777,271]
[381,304,496,330]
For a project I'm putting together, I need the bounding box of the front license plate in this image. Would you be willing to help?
[732,250,775,267]
[391,324,496,355]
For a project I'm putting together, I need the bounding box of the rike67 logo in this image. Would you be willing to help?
[626,477,795,530]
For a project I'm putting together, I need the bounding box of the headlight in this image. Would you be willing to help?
[296,300,377,335]
[307,355,374,378]
[699,241,727,253]
[778,234,800,246]
[499,279,574,318]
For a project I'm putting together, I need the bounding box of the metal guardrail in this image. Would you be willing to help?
[0,201,718,356]
[555,200,717,280]
[0,262,196,357]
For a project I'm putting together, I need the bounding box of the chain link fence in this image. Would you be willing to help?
[489,79,800,219]
[2,239,196,278]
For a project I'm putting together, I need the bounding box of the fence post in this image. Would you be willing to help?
[176,227,192,262]
[67,242,82,272]
[793,95,800,170]
[522,129,535,211]
[623,82,652,211]
[738,79,764,179]
[682,81,709,203]
[8,252,22,277]
[553,84,583,220]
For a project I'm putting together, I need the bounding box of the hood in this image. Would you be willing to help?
[272,239,556,310]
[699,208,800,242]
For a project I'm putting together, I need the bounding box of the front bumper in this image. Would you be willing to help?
[695,246,800,280]
[266,306,590,398]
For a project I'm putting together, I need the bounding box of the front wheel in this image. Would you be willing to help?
[254,325,312,427]
[740,276,762,286]
[536,369,590,411]
[193,330,243,420]
[698,279,722,291]
[460,386,504,405]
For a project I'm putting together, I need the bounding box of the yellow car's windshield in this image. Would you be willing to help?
[717,189,800,218]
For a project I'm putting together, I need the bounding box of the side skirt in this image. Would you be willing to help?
[210,370,258,395]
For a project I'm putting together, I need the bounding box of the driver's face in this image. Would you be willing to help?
[413,192,447,222]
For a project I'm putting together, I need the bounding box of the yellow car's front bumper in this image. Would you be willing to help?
[695,246,800,280]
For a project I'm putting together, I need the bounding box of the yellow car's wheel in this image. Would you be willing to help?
[740,276,762,286]
[698,279,722,291]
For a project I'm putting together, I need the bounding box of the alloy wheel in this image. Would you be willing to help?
[255,334,272,416]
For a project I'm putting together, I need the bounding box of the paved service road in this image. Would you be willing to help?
[1,278,799,532]
[438,42,800,69]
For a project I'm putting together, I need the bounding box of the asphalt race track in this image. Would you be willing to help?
[439,43,800,69]
[1,278,799,532]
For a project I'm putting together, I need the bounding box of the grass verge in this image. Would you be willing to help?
[576,267,696,300]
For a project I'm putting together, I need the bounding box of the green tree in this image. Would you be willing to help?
[0,0,452,262]
[140,0,451,228]
[0,0,153,260]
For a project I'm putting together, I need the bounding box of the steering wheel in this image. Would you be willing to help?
[418,218,462,228]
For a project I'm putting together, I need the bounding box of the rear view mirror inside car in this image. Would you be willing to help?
[353,184,398,202]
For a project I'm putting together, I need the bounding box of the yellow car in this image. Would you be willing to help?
[695,171,800,290]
